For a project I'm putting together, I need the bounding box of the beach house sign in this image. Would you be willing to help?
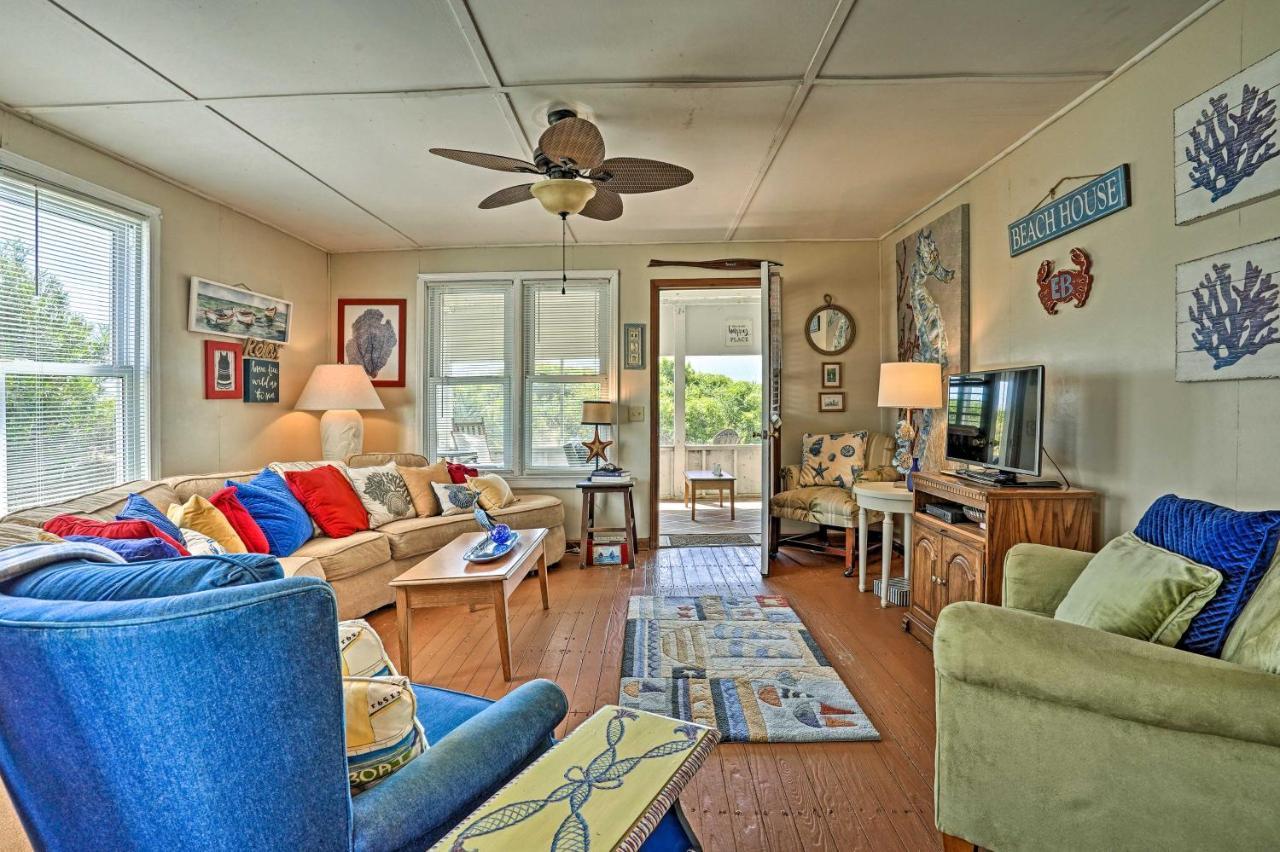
[1008,165,1130,256]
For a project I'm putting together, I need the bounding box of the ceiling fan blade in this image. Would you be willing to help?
[578,188,622,221]
[479,184,535,209]
[429,148,539,173]
[590,157,693,194]
[538,117,605,170]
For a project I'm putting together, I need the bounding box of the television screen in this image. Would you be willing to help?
[945,366,1044,476]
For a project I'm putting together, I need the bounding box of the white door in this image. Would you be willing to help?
[759,263,781,575]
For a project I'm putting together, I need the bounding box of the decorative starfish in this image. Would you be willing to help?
[583,432,612,464]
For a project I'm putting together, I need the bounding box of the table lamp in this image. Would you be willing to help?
[580,400,615,469]
[877,361,943,490]
[295,364,385,460]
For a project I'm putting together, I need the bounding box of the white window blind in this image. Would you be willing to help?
[425,281,515,469]
[522,278,611,472]
[0,169,150,513]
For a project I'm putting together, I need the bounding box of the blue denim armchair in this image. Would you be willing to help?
[0,575,568,851]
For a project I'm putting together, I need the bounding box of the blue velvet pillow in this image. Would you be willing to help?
[62,534,182,562]
[0,553,284,601]
[116,493,184,543]
[228,469,313,557]
[1135,494,1280,656]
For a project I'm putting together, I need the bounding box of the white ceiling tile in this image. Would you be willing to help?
[823,0,1206,76]
[34,103,413,251]
[468,0,842,84]
[735,79,1094,240]
[0,0,186,107]
[509,86,795,243]
[53,0,486,97]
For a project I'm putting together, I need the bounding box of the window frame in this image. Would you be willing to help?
[0,151,160,513]
[419,270,619,485]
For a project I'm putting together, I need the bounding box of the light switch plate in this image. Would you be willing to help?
[628,405,645,422]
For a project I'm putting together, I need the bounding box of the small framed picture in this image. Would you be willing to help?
[204,339,243,399]
[818,392,845,412]
[623,322,646,370]
[338,299,406,387]
[821,362,842,388]
[726,318,753,346]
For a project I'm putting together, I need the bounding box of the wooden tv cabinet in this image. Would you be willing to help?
[903,471,1097,646]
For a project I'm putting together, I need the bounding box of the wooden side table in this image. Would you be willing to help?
[683,470,736,522]
[390,528,550,681]
[575,480,637,569]
[853,481,914,608]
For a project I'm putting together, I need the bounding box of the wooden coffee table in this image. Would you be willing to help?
[683,470,736,521]
[390,528,550,682]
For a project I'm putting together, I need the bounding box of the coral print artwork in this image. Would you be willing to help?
[338,299,406,387]
[1176,237,1280,382]
[1175,48,1280,223]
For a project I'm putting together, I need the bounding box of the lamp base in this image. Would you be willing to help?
[319,409,364,461]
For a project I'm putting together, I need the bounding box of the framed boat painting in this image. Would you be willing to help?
[338,298,406,387]
[188,277,292,343]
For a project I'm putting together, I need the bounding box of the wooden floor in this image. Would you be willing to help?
[367,545,941,852]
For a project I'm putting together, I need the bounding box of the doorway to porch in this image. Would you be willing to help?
[652,285,763,547]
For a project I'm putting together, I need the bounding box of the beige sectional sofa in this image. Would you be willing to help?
[0,452,566,620]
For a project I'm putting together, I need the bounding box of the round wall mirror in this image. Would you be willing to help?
[805,295,855,355]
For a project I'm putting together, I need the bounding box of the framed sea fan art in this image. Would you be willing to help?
[338,299,406,387]
[1176,236,1280,381]
[1175,48,1280,224]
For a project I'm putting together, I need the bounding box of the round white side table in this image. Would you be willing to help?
[853,481,914,607]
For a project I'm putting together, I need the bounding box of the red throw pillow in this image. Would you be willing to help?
[284,466,369,538]
[42,515,190,556]
[209,486,271,554]
[446,461,478,484]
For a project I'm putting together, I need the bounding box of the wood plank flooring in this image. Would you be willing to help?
[366,545,941,851]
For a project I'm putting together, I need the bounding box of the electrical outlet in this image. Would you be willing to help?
[628,405,645,422]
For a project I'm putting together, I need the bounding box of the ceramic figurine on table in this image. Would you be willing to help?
[465,506,519,562]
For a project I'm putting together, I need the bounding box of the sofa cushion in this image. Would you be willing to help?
[466,473,516,511]
[3,480,176,528]
[398,462,451,516]
[431,482,479,517]
[180,527,228,556]
[771,486,857,527]
[346,462,416,528]
[116,492,185,543]
[1054,532,1223,645]
[57,534,182,563]
[293,530,392,581]
[797,431,867,488]
[209,486,271,554]
[229,469,314,557]
[344,675,427,791]
[340,619,397,678]
[0,553,283,601]
[276,555,325,580]
[1135,494,1280,656]
[168,494,247,553]
[42,515,190,556]
[378,494,564,560]
[166,470,258,502]
[286,465,371,539]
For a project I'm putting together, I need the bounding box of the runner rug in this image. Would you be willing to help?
[618,594,879,743]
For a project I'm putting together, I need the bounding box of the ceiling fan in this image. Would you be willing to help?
[429,108,694,222]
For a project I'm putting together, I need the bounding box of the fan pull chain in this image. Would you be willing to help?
[560,212,568,295]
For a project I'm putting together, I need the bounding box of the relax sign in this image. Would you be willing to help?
[1008,165,1130,256]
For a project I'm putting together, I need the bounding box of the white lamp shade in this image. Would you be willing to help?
[581,400,615,425]
[295,364,384,411]
[877,361,943,409]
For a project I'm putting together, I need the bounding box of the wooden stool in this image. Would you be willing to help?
[575,480,637,569]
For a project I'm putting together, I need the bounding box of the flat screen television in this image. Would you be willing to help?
[945,365,1044,482]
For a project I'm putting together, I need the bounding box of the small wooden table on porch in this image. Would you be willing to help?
[390,528,550,682]
[683,470,736,522]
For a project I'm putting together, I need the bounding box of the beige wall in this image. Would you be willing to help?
[0,109,330,477]
[879,0,1280,538]
[330,240,881,537]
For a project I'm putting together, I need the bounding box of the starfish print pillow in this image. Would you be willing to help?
[797,431,869,489]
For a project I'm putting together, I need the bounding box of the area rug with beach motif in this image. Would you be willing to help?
[618,594,879,743]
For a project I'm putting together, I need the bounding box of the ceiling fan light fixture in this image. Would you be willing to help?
[530,178,596,216]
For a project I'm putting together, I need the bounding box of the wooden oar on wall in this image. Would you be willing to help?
[647,258,782,270]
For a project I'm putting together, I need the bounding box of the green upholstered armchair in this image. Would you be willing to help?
[934,543,1280,850]
[768,430,900,572]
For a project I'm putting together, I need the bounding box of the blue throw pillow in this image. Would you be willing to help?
[1135,494,1280,656]
[228,469,313,557]
[0,553,284,601]
[62,534,182,562]
[116,493,184,543]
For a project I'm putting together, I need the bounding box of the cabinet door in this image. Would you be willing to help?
[940,536,982,607]
[910,524,942,620]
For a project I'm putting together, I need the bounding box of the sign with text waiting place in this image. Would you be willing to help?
[1008,165,1131,256]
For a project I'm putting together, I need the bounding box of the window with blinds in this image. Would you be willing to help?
[0,168,150,513]
[422,272,616,477]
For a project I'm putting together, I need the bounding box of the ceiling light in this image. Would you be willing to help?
[530,179,596,216]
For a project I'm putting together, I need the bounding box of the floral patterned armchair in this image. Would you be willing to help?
[769,430,901,572]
